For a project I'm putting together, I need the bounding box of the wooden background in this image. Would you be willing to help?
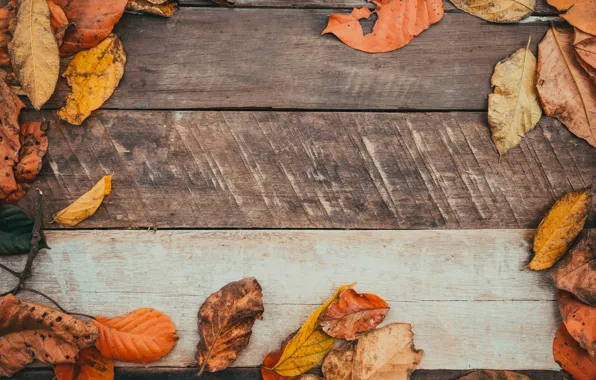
[2,0,595,379]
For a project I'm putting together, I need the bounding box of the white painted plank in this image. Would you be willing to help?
[0,230,560,369]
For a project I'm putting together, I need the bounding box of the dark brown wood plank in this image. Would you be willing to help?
[42,10,554,111]
[16,111,595,229]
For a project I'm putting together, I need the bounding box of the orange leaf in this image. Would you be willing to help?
[322,0,444,53]
[560,0,596,35]
[48,0,69,47]
[558,291,596,357]
[54,347,114,380]
[553,323,596,380]
[261,333,297,380]
[93,308,178,363]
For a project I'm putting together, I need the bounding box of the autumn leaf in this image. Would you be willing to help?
[197,278,264,374]
[558,291,596,357]
[321,344,355,380]
[547,0,596,36]
[8,0,60,110]
[536,26,596,147]
[574,29,596,80]
[319,288,389,340]
[0,294,98,377]
[54,347,114,380]
[488,37,542,155]
[52,175,113,227]
[93,307,178,363]
[47,0,69,47]
[529,188,591,271]
[0,1,16,67]
[53,0,127,56]
[322,0,444,53]
[553,231,596,306]
[0,204,48,255]
[57,34,126,126]
[0,78,24,200]
[126,0,178,17]
[273,284,354,377]
[456,370,531,380]
[449,0,535,23]
[210,0,235,6]
[299,376,324,380]
[553,323,596,380]
[262,333,298,380]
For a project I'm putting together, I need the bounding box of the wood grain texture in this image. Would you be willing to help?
[39,10,556,111]
[16,111,596,229]
[0,230,570,369]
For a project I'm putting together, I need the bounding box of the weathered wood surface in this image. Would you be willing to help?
[0,230,567,369]
[41,11,556,111]
[17,111,595,229]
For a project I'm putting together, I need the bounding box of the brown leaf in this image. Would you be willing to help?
[455,370,531,380]
[319,289,389,340]
[299,376,324,380]
[261,333,298,380]
[0,1,16,67]
[574,29,596,80]
[54,347,114,380]
[0,294,98,377]
[449,0,535,23]
[321,344,355,380]
[553,231,596,306]
[537,26,596,147]
[0,77,24,200]
[559,0,596,36]
[211,0,235,5]
[196,277,264,374]
[48,0,68,47]
[553,323,596,380]
[558,291,596,357]
[126,0,178,17]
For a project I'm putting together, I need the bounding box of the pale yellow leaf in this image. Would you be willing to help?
[52,175,113,227]
[57,34,126,126]
[488,37,542,155]
[8,0,59,110]
[449,0,535,22]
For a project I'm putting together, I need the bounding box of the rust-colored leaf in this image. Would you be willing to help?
[456,370,531,380]
[322,0,444,53]
[0,1,16,67]
[197,277,264,374]
[126,0,178,17]
[321,344,355,380]
[558,291,596,357]
[0,77,24,200]
[553,323,596,380]
[48,0,68,46]
[319,288,389,340]
[553,231,596,306]
[549,0,596,35]
[574,29,596,80]
[53,0,127,56]
[262,333,298,380]
[54,347,114,380]
[93,308,178,363]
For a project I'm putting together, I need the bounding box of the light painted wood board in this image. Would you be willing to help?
[17,111,596,229]
[40,11,555,111]
[0,230,565,369]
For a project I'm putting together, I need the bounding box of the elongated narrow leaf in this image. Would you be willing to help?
[52,175,113,227]
[0,204,47,255]
[450,0,535,23]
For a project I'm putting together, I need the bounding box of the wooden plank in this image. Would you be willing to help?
[0,230,566,369]
[16,111,596,229]
[42,11,554,111]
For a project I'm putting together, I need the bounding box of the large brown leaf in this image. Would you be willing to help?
[456,370,530,380]
[536,26,596,147]
[53,0,127,57]
[319,289,389,340]
[574,29,596,80]
[0,294,98,377]
[0,77,24,200]
[547,0,596,35]
[553,231,596,306]
[553,323,596,380]
[558,291,596,357]
[196,278,264,374]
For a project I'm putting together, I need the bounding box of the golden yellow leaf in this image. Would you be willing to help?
[529,189,592,271]
[52,175,113,227]
[8,0,59,110]
[488,37,542,155]
[273,283,354,377]
[449,0,535,23]
[57,34,126,126]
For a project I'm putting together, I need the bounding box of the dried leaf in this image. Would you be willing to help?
[57,34,126,126]
[0,1,16,66]
[9,0,60,110]
[126,0,178,17]
[93,308,178,363]
[553,231,596,306]
[553,323,596,380]
[0,294,98,377]
[47,0,68,47]
[52,174,113,227]
[210,0,235,6]
[299,376,324,380]
[449,0,535,23]
[574,29,596,80]
[53,0,127,56]
[558,291,596,357]
[488,37,542,155]
[322,344,355,380]
[456,370,531,380]
[0,78,24,199]
[0,204,47,255]
[529,188,591,271]
[537,26,596,146]
[54,347,114,380]
[558,0,596,36]
[319,289,389,340]
[322,0,444,53]
[262,333,297,380]
[197,278,264,374]
[273,284,354,377]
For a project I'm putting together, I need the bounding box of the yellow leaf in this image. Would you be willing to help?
[57,34,126,126]
[8,0,59,110]
[488,37,542,155]
[52,175,113,227]
[529,189,592,271]
[273,283,354,376]
[449,0,535,23]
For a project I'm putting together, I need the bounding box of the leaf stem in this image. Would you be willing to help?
[0,263,21,277]
[20,287,96,320]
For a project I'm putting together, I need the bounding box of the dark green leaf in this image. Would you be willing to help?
[0,204,48,255]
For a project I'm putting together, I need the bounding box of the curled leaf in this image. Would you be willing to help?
[93,308,178,363]
[558,291,596,357]
[126,0,178,17]
[553,231,596,306]
[529,188,591,271]
[456,371,531,380]
[319,288,389,340]
[553,323,596,380]
[52,175,113,227]
[54,347,114,380]
[0,78,25,200]
[0,204,47,255]
[449,0,535,23]
[322,0,444,53]
[58,34,126,126]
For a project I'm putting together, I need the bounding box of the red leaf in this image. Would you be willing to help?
[553,323,596,380]
[558,291,596,357]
